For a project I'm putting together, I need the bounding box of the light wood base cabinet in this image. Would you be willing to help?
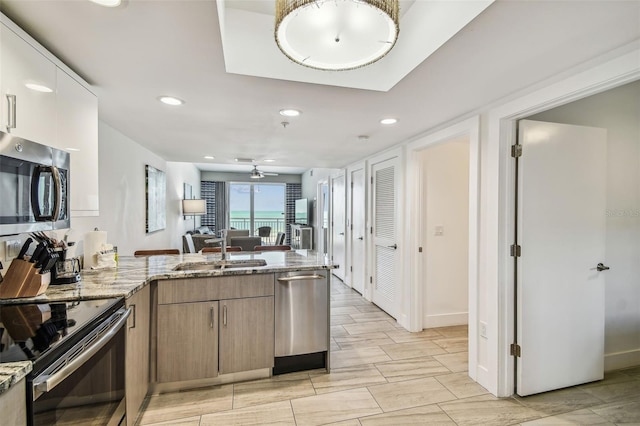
[0,379,26,426]
[157,301,219,383]
[155,274,275,386]
[219,296,274,374]
[125,286,150,426]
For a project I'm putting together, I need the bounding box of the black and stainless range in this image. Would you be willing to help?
[0,298,130,425]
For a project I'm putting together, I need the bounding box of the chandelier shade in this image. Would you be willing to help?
[275,0,399,71]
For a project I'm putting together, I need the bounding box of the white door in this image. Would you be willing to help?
[350,167,366,294]
[331,173,346,280]
[371,157,400,318]
[517,120,607,396]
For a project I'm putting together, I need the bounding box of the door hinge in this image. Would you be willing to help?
[370,226,373,234]
[511,144,522,158]
[350,266,353,272]
[369,276,373,284]
[418,247,423,253]
[510,244,521,257]
[510,343,521,357]
[371,176,373,184]
[351,181,354,188]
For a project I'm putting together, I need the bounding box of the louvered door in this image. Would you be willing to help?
[371,157,400,318]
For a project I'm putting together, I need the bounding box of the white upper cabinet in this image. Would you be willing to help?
[56,69,99,216]
[0,24,56,144]
[1,16,100,217]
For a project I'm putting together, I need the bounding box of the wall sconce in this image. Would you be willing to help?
[182,199,206,228]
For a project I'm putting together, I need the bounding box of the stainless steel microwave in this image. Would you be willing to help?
[0,131,70,236]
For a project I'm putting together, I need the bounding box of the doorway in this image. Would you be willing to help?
[513,81,640,395]
[331,173,346,281]
[419,138,470,329]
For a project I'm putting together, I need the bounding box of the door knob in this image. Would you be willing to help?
[596,263,610,271]
[339,232,345,236]
[387,244,398,249]
[358,237,363,240]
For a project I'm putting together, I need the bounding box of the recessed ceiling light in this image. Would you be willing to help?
[158,96,184,106]
[89,0,121,7]
[279,109,301,117]
[235,158,254,163]
[358,135,370,141]
[380,118,397,125]
[204,156,215,160]
[263,159,276,163]
[25,83,53,93]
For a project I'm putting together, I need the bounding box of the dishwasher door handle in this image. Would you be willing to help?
[277,274,326,282]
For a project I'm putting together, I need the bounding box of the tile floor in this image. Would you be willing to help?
[138,276,640,425]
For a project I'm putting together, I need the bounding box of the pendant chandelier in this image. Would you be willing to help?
[275,0,400,71]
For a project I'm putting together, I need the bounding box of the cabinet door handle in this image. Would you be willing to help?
[210,305,215,328]
[277,274,326,282]
[6,94,16,131]
[222,305,227,327]
[129,304,136,329]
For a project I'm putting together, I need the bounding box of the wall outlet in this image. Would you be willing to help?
[5,240,21,261]
[480,321,488,339]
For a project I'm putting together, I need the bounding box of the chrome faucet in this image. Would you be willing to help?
[220,229,228,261]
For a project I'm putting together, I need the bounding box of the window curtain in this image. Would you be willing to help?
[285,183,302,245]
[200,181,227,234]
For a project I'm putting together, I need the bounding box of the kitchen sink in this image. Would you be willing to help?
[173,259,267,271]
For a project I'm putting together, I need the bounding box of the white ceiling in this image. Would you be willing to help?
[1,0,639,175]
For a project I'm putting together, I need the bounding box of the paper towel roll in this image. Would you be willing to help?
[84,230,107,269]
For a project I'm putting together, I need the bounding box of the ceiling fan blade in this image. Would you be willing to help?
[262,172,279,176]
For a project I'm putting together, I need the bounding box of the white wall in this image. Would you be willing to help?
[527,81,640,370]
[420,139,470,328]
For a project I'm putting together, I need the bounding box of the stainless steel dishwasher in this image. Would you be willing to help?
[274,270,329,373]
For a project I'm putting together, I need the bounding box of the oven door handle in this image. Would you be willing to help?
[33,307,131,397]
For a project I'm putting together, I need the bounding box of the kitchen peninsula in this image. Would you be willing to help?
[0,250,335,425]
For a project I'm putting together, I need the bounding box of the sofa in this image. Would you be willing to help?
[183,226,218,253]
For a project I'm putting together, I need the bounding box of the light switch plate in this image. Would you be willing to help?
[5,240,21,261]
[434,225,444,236]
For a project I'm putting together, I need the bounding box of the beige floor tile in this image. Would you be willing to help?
[435,372,490,399]
[310,364,387,394]
[330,347,392,369]
[433,351,469,373]
[434,325,469,338]
[385,328,444,343]
[331,299,371,308]
[138,385,233,425]
[433,337,469,353]
[331,338,341,352]
[368,377,457,412]
[439,394,544,426]
[591,399,640,424]
[521,408,615,425]
[356,304,385,313]
[291,387,382,426]
[323,420,362,426]
[332,314,356,325]
[621,365,640,377]
[200,400,295,425]
[580,377,640,402]
[335,332,395,350]
[380,340,447,360]
[349,311,395,323]
[331,325,349,337]
[359,404,456,425]
[232,375,316,409]
[515,386,605,416]
[144,416,202,426]
[374,356,450,382]
[331,306,362,315]
[343,320,398,335]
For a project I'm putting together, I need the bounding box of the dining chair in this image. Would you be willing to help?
[253,245,291,252]
[257,226,272,244]
[201,246,242,253]
[134,249,180,256]
[275,232,286,245]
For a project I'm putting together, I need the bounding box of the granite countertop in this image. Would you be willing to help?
[0,250,336,304]
[0,362,32,395]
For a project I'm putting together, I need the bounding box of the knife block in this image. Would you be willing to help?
[0,259,51,299]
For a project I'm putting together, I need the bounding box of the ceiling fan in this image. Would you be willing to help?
[249,165,278,179]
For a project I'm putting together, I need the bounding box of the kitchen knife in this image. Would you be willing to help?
[40,256,59,274]
[29,243,46,265]
[16,238,33,261]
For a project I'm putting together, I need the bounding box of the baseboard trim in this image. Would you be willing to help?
[424,312,468,328]
[605,348,640,372]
